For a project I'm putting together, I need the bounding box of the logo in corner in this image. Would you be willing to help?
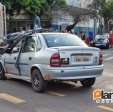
[93,89,113,103]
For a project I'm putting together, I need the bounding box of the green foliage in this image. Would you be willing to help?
[91,0,113,32]
[99,0,113,32]
[101,0,113,19]
[44,0,66,19]
[1,0,66,18]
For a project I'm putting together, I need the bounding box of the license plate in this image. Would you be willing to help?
[95,44,100,46]
[74,56,90,62]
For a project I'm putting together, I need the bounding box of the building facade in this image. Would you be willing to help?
[7,13,51,33]
[52,0,100,37]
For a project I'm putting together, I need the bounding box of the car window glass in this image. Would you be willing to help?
[12,40,22,53]
[23,36,37,52]
[37,37,41,50]
[43,34,87,47]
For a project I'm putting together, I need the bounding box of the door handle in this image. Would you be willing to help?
[14,57,16,60]
[29,57,32,60]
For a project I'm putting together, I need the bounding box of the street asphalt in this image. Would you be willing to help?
[0,49,113,112]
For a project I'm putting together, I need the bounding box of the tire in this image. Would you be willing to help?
[0,48,4,55]
[106,44,109,49]
[80,78,95,87]
[31,69,47,93]
[0,63,6,80]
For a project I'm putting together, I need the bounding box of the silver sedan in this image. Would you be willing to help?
[0,33,104,93]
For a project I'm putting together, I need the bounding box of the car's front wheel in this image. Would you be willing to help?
[80,78,95,87]
[0,63,6,80]
[31,69,47,93]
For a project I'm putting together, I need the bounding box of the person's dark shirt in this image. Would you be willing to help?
[82,34,85,40]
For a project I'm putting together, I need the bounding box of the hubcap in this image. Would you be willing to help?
[32,74,40,87]
[83,80,88,83]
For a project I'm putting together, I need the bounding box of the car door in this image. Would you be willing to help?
[4,40,22,75]
[19,35,40,77]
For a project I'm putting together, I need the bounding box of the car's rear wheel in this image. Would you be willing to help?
[0,63,6,80]
[80,78,95,87]
[31,69,47,93]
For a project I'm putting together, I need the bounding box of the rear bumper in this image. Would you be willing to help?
[42,65,104,81]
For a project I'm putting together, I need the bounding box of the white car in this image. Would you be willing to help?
[0,33,104,93]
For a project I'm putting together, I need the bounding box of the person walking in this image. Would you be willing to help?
[109,31,113,49]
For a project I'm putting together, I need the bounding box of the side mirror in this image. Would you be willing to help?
[5,48,11,54]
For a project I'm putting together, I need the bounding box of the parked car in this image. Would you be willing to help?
[0,33,104,93]
[91,34,109,49]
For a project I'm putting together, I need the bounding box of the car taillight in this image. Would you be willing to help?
[99,52,103,65]
[50,53,61,67]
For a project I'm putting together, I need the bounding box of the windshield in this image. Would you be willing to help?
[95,34,109,40]
[43,34,87,47]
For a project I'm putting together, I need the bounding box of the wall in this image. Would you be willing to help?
[74,19,99,37]
[52,17,99,37]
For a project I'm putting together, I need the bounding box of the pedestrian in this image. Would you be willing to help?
[80,29,86,42]
[89,30,93,41]
[109,31,113,49]
[19,27,25,34]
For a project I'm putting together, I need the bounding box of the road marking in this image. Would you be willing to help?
[0,93,26,104]
[6,80,19,84]
[103,54,110,57]
[104,56,113,60]
[47,91,66,97]
[98,105,113,112]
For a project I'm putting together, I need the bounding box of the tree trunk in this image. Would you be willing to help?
[65,23,76,32]
[65,16,80,33]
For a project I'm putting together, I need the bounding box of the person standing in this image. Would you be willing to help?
[19,27,25,34]
[89,30,93,41]
[109,31,113,49]
[80,29,86,41]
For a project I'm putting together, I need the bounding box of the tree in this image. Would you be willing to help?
[39,0,66,19]
[101,0,113,32]
[59,0,95,32]
[88,0,106,34]
[90,0,113,33]
[64,6,94,32]
[1,0,66,18]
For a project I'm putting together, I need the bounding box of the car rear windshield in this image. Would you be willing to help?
[43,34,87,47]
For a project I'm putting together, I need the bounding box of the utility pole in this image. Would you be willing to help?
[94,4,96,39]
[94,16,97,39]
[0,2,6,38]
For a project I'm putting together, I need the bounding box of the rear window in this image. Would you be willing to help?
[43,34,87,47]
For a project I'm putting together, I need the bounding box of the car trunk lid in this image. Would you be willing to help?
[51,46,100,66]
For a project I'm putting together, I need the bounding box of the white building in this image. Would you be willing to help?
[52,0,100,37]
[66,0,92,9]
